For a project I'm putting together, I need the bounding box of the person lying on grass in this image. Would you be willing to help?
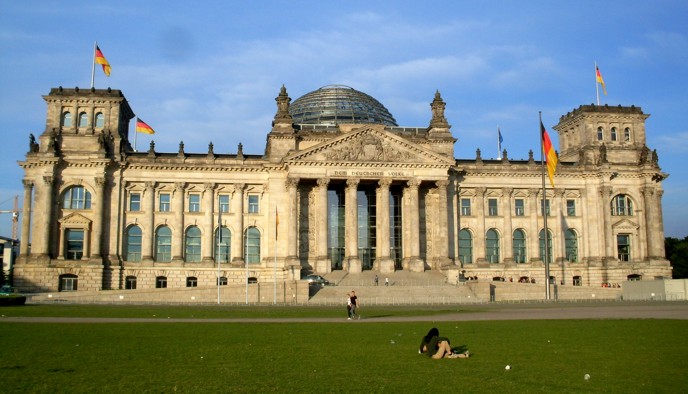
[418,327,470,359]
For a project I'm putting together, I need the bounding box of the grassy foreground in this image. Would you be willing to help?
[0,306,686,393]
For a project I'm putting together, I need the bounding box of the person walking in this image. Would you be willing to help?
[346,292,353,320]
[374,275,379,286]
[349,290,360,320]
[385,277,389,286]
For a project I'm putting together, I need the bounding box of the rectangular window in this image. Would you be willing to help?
[540,199,551,216]
[65,229,84,260]
[248,195,259,213]
[514,199,524,216]
[460,198,471,216]
[488,198,498,216]
[617,234,630,262]
[156,277,167,289]
[188,193,201,212]
[566,199,576,216]
[125,276,137,290]
[129,193,141,212]
[219,195,230,213]
[159,193,170,212]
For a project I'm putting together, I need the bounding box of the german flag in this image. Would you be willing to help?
[135,118,155,134]
[95,45,111,77]
[596,65,607,95]
[541,121,558,187]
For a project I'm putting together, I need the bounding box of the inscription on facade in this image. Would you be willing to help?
[328,170,411,178]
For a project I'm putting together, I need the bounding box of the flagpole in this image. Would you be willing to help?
[217,196,222,305]
[274,207,277,305]
[540,111,551,301]
[134,118,138,152]
[595,61,600,106]
[91,41,97,89]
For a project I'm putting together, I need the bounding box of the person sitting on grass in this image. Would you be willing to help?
[418,327,470,359]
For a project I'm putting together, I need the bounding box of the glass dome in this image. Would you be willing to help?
[289,84,397,126]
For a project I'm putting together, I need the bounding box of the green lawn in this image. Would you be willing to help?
[1,306,686,393]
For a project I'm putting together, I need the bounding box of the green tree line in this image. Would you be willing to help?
[666,236,688,279]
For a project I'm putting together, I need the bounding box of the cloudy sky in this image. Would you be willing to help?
[0,1,686,238]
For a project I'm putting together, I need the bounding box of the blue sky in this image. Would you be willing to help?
[0,1,686,238]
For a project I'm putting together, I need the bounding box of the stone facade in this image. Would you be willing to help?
[13,86,671,293]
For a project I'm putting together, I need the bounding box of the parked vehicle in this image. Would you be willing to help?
[303,274,331,286]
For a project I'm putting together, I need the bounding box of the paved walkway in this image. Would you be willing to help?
[2,302,687,323]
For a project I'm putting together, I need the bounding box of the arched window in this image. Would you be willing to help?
[215,226,231,263]
[125,275,137,290]
[155,226,172,262]
[565,229,578,262]
[59,274,78,291]
[245,227,261,264]
[611,127,617,141]
[125,225,142,262]
[458,229,473,264]
[155,276,167,288]
[624,127,631,142]
[61,112,72,127]
[611,194,634,216]
[78,112,88,128]
[486,229,500,264]
[95,112,105,128]
[65,229,84,260]
[512,229,527,263]
[539,229,553,264]
[63,186,92,209]
[597,127,604,141]
[185,226,201,262]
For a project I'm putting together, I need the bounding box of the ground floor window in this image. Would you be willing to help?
[459,229,473,264]
[486,229,500,263]
[617,234,630,261]
[573,276,582,286]
[217,276,228,286]
[245,227,261,264]
[125,275,137,290]
[186,277,198,287]
[156,276,167,288]
[59,274,78,291]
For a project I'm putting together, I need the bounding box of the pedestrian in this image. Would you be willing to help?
[374,275,379,286]
[385,277,389,286]
[349,290,360,320]
[346,292,353,320]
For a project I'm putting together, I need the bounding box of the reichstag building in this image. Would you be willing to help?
[14,84,671,292]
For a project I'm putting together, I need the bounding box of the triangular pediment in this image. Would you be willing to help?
[59,212,92,226]
[611,218,639,231]
[284,126,454,166]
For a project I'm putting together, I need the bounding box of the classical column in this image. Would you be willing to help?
[20,179,34,257]
[375,179,394,273]
[172,182,185,262]
[403,179,424,272]
[141,182,155,262]
[600,186,614,262]
[231,183,245,266]
[527,188,539,263]
[434,180,451,268]
[286,178,300,263]
[475,187,487,265]
[345,178,362,273]
[202,183,215,263]
[90,176,106,260]
[37,175,54,258]
[655,190,666,260]
[502,187,514,265]
[315,178,329,273]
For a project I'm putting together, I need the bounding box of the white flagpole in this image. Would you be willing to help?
[91,41,97,89]
[217,196,222,305]
[274,207,277,305]
[595,61,600,106]
[540,111,551,301]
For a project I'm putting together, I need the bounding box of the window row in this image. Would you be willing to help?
[124,225,261,263]
[597,126,632,142]
[458,228,632,263]
[58,274,238,292]
[459,193,635,217]
[61,111,105,128]
[128,193,259,213]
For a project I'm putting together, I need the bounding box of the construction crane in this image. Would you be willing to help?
[0,195,19,239]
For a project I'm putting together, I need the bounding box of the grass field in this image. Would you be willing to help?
[1,305,686,393]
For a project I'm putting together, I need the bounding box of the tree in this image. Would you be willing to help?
[665,236,688,279]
